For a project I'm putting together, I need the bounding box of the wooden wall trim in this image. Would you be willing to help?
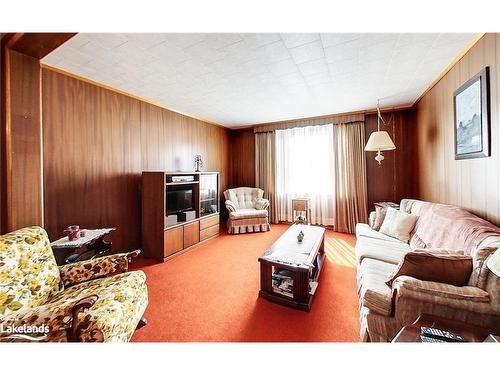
[42,68,230,250]
[414,33,500,225]
[7,33,77,59]
[41,63,226,129]
[4,50,44,231]
[1,38,13,232]
[414,33,486,105]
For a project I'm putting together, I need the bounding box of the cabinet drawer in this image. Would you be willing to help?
[200,224,220,241]
[164,226,183,257]
[200,214,219,230]
[184,221,200,248]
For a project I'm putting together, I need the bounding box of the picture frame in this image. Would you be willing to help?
[453,66,490,160]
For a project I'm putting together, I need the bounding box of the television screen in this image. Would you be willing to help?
[167,189,193,215]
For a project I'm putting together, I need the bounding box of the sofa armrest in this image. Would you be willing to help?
[0,295,98,342]
[255,198,269,210]
[58,250,140,287]
[391,276,495,319]
[393,276,490,302]
[225,200,237,212]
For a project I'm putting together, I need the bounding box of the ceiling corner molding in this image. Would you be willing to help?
[8,33,77,59]
[40,63,226,129]
[412,32,486,105]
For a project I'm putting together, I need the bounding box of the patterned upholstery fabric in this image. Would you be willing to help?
[468,247,497,289]
[59,252,134,287]
[0,227,62,317]
[357,199,500,342]
[0,227,148,342]
[224,187,271,234]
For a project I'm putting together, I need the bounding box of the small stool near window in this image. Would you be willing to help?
[292,198,311,225]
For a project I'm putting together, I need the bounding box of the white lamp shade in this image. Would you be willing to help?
[364,131,396,151]
[487,249,500,277]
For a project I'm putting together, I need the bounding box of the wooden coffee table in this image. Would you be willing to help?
[258,224,325,311]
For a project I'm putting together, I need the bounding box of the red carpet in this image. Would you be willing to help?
[130,224,360,342]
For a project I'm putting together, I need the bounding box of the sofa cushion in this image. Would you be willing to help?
[0,226,62,317]
[355,234,412,265]
[386,251,473,287]
[379,207,418,243]
[358,258,398,316]
[372,206,387,231]
[229,208,268,219]
[224,187,264,210]
[356,223,404,243]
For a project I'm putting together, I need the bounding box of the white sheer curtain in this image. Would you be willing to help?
[275,124,335,226]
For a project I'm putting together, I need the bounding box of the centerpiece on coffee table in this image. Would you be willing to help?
[258,224,325,311]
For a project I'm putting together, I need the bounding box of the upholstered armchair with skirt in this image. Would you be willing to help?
[224,187,271,234]
[0,226,148,342]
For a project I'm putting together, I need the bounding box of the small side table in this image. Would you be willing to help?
[392,314,499,342]
[292,198,311,224]
[50,228,116,265]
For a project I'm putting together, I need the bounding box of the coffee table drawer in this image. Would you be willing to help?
[200,214,219,230]
[201,224,219,241]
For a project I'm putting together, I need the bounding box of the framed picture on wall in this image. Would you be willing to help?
[453,66,490,160]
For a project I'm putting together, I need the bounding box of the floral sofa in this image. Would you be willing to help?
[0,226,148,342]
[356,199,500,342]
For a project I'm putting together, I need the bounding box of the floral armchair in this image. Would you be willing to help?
[0,226,148,342]
[224,187,270,234]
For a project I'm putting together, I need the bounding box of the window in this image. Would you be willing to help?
[275,124,335,225]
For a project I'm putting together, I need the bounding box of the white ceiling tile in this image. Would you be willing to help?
[289,40,325,65]
[360,33,399,48]
[328,58,359,76]
[304,71,332,86]
[298,59,329,77]
[358,39,397,60]
[241,33,281,49]
[42,33,479,127]
[320,33,360,48]
[255,40,291,64]
[90,33,129,50]
[280,33,320,49]
[324,40,359,63]
[266,58,299,77]
[395,33,437,47]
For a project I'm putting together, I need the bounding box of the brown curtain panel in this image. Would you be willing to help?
[255,131,278,223]
[333,121,368,233]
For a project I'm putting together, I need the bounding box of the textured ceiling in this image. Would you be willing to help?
[42,33,478,127]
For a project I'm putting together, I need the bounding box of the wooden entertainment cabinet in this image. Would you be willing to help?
[141,171,220,262]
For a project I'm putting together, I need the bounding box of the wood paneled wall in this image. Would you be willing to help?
[2,50,44,231]
[229,128,255,188]
[42,69,230,251]
[365,109,419,211]
[414,33,500,225]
